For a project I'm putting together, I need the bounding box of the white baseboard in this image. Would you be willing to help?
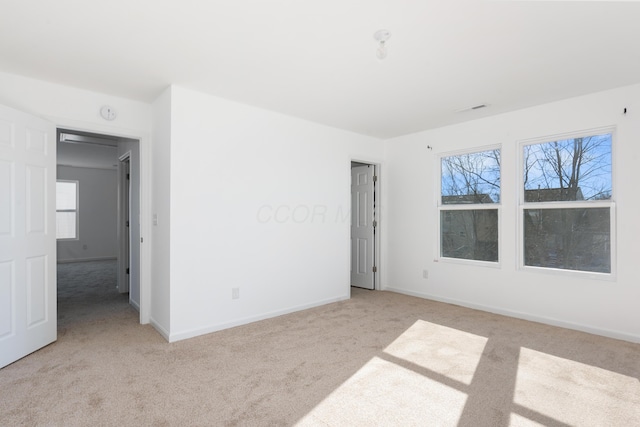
[130,298,140,312]
[57,256,117,264]
[168,294,350,343]
[149,317,170,341]
[384,287,640,344]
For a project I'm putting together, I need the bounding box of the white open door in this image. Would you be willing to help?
[0,104,56,368]
[351,164,375,290]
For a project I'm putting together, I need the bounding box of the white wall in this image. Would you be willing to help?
[0,71,151,136]
[149,87,172,337]
[163,86,384,341]
[56,166,118,262]
[384,83,640,343]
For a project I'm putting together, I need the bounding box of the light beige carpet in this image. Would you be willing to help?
[1,261,639,426]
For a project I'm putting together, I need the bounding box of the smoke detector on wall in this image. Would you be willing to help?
[100,105,117,121]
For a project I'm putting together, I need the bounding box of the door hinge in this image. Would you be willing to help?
[126,220,129,227]
[126,268,130,274]
[373,266,377,273]
[373,220,377,228]
[373,175,378,183]
[127,173,130,180]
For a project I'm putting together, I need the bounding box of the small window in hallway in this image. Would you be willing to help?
[56,180,78,239]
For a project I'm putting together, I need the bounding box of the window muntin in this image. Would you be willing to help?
[520,131,613,275]
[56,180,78,240]
[439,148,500,263]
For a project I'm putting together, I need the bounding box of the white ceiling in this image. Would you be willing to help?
[2,1,640,139]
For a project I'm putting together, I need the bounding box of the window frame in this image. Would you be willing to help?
[56,179,79,241]
[437,144,502,267]
[517,127,616,280]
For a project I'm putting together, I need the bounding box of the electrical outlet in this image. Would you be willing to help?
[232,288,240,300]
[423,269,429,279]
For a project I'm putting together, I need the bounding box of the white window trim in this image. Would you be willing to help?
[56,179,79,241]
[516,127,616,280]
[436,144,502,267]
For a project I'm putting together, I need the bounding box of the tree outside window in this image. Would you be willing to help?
[440,148,500,262]
[522,133,612,273]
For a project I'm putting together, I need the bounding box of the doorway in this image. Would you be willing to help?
[351,161,379,290]
[56,129,141,312]
[0,103,148,368]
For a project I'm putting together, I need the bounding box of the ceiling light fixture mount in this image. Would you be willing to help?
[373,29,391,60]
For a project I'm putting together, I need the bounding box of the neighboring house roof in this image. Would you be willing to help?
[442,194,495,204]
[524,187,584,202]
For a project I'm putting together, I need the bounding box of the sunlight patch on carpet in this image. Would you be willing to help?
[509,412,547,427]
[295,356,467,426]
[383,319,488,385]
[514,347,640,426]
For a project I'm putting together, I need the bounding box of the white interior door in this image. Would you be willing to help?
[0,104,56,368]
[351,164,375,290]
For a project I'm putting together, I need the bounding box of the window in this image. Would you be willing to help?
[521,131,613,274]
[56,180,78,239]
[439,147,500,262]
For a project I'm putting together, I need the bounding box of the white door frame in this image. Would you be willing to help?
[54,123,151,325]
[350,159,382,291]
[117,152,131,294]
